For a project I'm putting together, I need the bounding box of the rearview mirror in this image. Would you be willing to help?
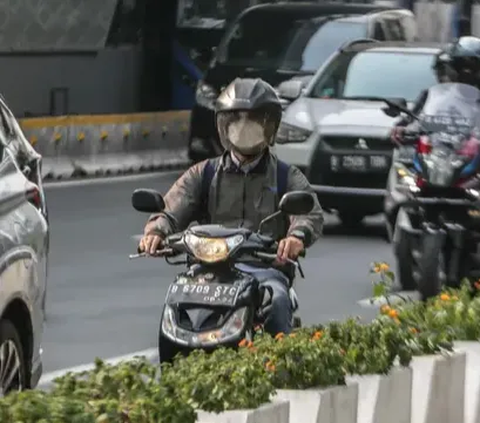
[277,80,304,101]
[131,189,165,213]
[279,191,315,215]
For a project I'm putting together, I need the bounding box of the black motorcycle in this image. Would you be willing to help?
[130,188,314,363]
[382,82,480,300]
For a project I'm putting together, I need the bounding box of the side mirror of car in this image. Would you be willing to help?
[278,80,304,101]
[131,189,166,213]
[381,97,409,118]
[279,191,315,215]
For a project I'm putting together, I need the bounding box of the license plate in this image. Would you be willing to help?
[330,155,388,172]
[165,282,239,307]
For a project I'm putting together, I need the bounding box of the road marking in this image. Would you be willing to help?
[44,170,182,190]
[37,348,158,389]
[357,290,420,308]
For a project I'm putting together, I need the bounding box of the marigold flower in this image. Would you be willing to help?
[246,340,254,348]
[312,331,323,340]
[373,266,381,273]
[238,339,248,347]
[275,332,285,340]
[388,309,398,318]
[380,305,391,314]
[379,263,390,271]
[265,361,276,371]
[289,333,297,338]
[440,293,450,301]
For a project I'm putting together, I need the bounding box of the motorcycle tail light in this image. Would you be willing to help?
[416,137,432,154]
[27,185,42,209]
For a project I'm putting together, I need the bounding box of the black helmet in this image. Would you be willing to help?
[215,78,282,156]
[439,36,480,86]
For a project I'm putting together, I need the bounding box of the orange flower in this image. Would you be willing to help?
[440,293,450,301]
[246,340,254,348]
[373,266,381,273]
[379,263,390,272]
[311,331,323,340]
[265,361,276,371]
[388,309,398,318]
[380,305,391,315]
[238,339,248,347]
[275,332,285,341]
[409,327,418,334]
[289,333,297,338]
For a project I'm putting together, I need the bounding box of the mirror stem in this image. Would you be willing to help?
[258,210,282,233]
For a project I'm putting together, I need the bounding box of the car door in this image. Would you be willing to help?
[0,100,49,372]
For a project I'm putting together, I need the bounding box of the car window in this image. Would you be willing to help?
[309,51,437,102]
[373,22,386,40]
[384,17,405,40]
[217,12,367,71]
[217,11,303,67]
[281,20,368,72]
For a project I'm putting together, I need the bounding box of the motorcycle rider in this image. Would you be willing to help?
[391,36,480,143]
[138,77,323,335]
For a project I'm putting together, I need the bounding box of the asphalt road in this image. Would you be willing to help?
[41,172,395,373]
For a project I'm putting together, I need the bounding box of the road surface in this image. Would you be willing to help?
[41,172,395,373]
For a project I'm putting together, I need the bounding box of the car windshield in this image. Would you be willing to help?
[309,51,438,102]
[281,20,367,72]
[217,11,366,71]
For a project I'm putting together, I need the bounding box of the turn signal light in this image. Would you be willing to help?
[416,137,432,154]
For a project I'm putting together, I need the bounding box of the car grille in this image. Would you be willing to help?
[322,135,392,151]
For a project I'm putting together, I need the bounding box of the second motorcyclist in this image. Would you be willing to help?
[138,77,324,336]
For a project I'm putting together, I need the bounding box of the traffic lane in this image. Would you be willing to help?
[41,173,392,372]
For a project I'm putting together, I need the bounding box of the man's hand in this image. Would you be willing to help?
[391,126,405,145]
[276,236,304,264]
[138,220,164,255]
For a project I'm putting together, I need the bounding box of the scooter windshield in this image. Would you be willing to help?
[417,83,480,185]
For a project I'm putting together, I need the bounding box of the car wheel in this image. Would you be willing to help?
[0,319,27,396]
[338,212,365,228]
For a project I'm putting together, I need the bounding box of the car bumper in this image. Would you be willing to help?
[188,104,221,162]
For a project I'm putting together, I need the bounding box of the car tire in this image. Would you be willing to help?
[338,212,365,228]
[0,319,27,396]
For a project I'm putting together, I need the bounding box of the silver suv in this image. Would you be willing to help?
[0,97,49,395]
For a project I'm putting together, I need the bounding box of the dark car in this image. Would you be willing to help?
[188,2,417,163]
[0,96,49,395]
[273,41,443,227]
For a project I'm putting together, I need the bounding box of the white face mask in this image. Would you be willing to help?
[227,117,266,155]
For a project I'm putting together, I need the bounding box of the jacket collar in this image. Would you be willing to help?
[220,150,270,174]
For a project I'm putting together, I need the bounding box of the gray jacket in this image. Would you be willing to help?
[150,151,323,247]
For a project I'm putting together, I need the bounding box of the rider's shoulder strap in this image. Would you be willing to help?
[276,159,290,202]
[200,158,218,223]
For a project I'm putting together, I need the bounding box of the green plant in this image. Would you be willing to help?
[161,347,275,413]
[246,330,346,389]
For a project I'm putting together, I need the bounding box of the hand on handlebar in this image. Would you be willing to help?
[138,224,165,256]
[276,236,305,265]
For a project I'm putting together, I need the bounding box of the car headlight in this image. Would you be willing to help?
[184,233,244,263]
[276,122,312,144]
[162,305,248,347]
[396,166,420,192]
[196,81,217,109]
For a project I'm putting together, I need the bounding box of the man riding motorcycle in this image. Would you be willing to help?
[138,77,324,335]
[391,36,480,143]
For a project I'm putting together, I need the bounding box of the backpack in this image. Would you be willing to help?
[200,158,290,224]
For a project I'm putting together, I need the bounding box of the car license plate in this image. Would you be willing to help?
[165,282,239,307]
[330,155,388,172]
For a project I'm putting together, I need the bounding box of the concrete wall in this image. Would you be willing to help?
[0,46,141,118]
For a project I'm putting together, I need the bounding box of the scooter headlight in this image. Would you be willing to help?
[161,305,248,347]
[184,233,244,263]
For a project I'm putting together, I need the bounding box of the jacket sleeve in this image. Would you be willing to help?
[285,166,324,247]
[148,161,206,235]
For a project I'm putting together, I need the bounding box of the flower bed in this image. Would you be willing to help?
[1,262,478,422]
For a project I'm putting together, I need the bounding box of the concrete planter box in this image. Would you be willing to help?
[454,341,480,423]
[346,366,413,423]
[410,351,466,423]
[196,400,289,423]
[273,383,358,423]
